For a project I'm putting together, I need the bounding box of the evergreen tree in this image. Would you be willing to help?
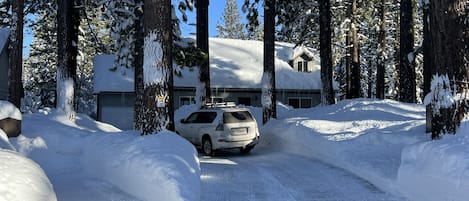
[319,0,335,105]
[56,0,79,118]
[427,0,469,138]
[138,0,174,134]
[276,0,319,48]
[8,0,24,108]
[262,0,276,124]
[399,0,416,103]
[376,0,386,99]
[197,0,210,107]
[23,1,57,112]
[216,0,246,39]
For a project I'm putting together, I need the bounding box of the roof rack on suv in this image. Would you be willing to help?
[202,101,237,109]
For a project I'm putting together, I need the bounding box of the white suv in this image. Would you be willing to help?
[175,104,260,156]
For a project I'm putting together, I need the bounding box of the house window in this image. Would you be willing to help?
[180,96,195,107]
[303,61,309,72]
[288,97,313,108]
[288,98,300,108]
[238,97,251,106]
[297,61,303,72]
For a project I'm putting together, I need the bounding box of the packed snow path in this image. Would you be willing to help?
[201,149,405,201]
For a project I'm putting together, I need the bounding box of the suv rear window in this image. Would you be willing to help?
[223,111,254,123]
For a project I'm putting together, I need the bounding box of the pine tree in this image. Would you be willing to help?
[348,0,361,99]
[56,0,79,118]
[197,0,210,106]
[319,0,335,105]
[277,0,319,48]
[427,0,469,138]
[376,0,386,99]
[23,1,57,111]
[138,0,174,134]
[262,0,276,124]
[8,0,24,108]
[216,0,246,39]
[399,0,416,103]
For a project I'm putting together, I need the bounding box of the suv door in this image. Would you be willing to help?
[179,111,217,144]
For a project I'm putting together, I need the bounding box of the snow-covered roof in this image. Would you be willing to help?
[94,38,324,93]
[93,55,135,93]
[290,45,317,61]
[0,28,9,52]
[0,100,22,120]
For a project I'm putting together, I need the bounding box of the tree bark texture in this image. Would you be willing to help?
[399,0,416,103]
[319,0,335,105]
[197,0,211,105]
[262,0,276,124]
[8,0,24,108]
[56,0,78,117]
[141,0,174,134]
[349,0,361,99]
[133,1,144,131]
[429,0,469,138]
[376,0,386,99]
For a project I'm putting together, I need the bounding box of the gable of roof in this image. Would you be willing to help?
[94,38,330,93]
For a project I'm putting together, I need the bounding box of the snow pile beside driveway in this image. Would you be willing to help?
[9,109,200,201]
[82,131,200,201]
[261,99,469,201]
[397,121,469,201]
[0,129,56,201]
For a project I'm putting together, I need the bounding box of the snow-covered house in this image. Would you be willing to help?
[94,38,327,130]
[0,28,10,100]
[289,46,318,73]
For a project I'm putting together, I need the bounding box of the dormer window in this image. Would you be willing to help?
[298,61,303,72]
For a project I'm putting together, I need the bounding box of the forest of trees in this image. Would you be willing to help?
[1,0,468,138]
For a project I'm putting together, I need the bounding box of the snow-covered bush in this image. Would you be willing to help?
[424,74,469,138]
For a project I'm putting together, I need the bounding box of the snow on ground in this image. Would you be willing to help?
[1,99,469,201]
[256,99,469,201]
[2,109,200,201]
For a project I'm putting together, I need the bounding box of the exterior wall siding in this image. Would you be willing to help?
[96,88,322,130]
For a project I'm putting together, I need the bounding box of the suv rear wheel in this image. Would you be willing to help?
[240,145,255,154]
[202,136,213,156]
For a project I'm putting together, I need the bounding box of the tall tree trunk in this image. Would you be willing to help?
[429,0,469,138]
[56,0,79,118]
[345,32,352,98]
[141,0,174,134]
[8,0,24,108]
[134,0,144,131]
[423,2,433,133]
[319,0,335,105]
[376,0,386,99]
[399,0,416,103]
[197,0,211,106]
[262,0,276,124]
[350,0,361,98]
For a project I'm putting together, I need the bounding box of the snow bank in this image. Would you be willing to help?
[0,150,57,201]
[261,99,427,198]
[82,131,200,201]
[0,129,16,151]
[13,111,200,201]
[0,100,22,120]
[398,120,469,201]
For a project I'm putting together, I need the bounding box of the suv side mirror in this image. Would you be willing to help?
[180,119,186,124]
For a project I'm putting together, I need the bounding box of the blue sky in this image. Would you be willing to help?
[24,0,254,56]
[176,0,256,37]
